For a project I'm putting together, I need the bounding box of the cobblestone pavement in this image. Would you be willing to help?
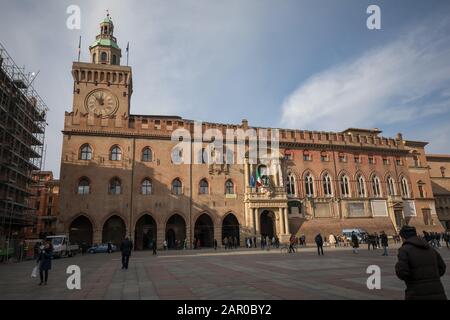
[1,245,449,300]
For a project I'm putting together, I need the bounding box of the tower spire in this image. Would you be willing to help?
[88,13,122,65]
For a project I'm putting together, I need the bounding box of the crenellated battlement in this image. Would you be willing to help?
[64,111,406,152]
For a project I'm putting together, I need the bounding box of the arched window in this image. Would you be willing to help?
[372,176,382,197]
[142,147,153,162]
[199,179,209,194]
[79,144,92,160]
[357,175,366,197]
[110,145,122,161]
[101,52,107,62]
[441,167,446,178]
[172,178,182,195]
[109,177,122,195]
[305,173,314,197]
[92,53,96,63]
[225,179,234,194]
[286,173,296,196]
[77,177,90,195]
[387,176,396,196]
[340,175,350,197]
[401,177,410,198]
[323,173,333,197]
[141,179,152,195]
[112,55,117,65]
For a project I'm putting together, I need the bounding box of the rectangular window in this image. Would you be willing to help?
[338,154,347,163]
[368,156,374,164]
[303,154,311,161]
[396,159,402,166]
[354,156,361,164]
[383,158,389,165]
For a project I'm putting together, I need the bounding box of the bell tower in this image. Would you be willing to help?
[89,12,122,65]
[71,13,132,118]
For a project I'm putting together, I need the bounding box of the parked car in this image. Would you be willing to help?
[87,243,117,254]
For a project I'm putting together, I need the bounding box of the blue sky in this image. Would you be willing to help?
[1,0,450,177]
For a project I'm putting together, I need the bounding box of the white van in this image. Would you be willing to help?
[342,229,367,243]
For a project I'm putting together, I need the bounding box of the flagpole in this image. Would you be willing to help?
[77,36,81,62]
[126,42,129,66]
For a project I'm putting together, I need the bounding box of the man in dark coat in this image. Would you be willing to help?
[120,237,133,270]
[351,232,359,254]
[315,233,324,256]
[380,231,389,256]
[395,226,447,300]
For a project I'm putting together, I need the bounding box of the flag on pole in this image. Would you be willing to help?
[126,42,130,66]
[77,36,81,62]
[255,166,262,187]
[250,175,256,188]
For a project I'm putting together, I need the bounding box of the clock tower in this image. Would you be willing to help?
[71,13,132,118]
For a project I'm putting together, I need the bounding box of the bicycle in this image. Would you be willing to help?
[280,244,298,253]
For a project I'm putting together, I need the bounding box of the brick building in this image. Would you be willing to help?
[27,171,59,238]
[57,15,445,249]
[427,154,450,230]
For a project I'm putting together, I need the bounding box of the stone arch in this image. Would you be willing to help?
[194,213,214,248]
[221,212,240,246]
[165,213,187,249]
[135,213,158,250]
[102,214,126,246]
[260,210,276,238]
[68,214,94,246]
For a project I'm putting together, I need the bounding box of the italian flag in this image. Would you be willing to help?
[256,166,262,187]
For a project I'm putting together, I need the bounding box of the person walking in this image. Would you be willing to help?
[351,232,359,254]
[444,232,449,249]
[152,239,157,255]
[120,237,133,270]
[107,241,113,254]
[37,240,53,285]
[395,226,447,300]
[289,235,296,253]
[380,231,389,256]
[315,233,324,256]
[163,240,168,251]
[214,239,218,250]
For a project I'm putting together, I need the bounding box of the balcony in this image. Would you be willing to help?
[387,195,403,203]
[246,186,288,201]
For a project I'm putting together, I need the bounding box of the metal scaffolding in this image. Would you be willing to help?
[0,41,48,262]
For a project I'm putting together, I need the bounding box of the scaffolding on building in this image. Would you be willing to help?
[0,41,48,262]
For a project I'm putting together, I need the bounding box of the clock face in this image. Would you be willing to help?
[85,89,118,117]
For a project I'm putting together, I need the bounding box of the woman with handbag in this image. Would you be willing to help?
[37,240,53,285]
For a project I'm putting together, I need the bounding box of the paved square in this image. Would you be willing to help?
[0,245,449,300]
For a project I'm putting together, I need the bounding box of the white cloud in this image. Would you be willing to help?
[280,19,450,131]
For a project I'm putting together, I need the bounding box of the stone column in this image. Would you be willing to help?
[254,208,260,234]
[93,229,102,245]
[284,207,289,235]
[278,208,284,235]
[277,162,283,187]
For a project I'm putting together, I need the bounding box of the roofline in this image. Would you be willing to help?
[426,154,450,160]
